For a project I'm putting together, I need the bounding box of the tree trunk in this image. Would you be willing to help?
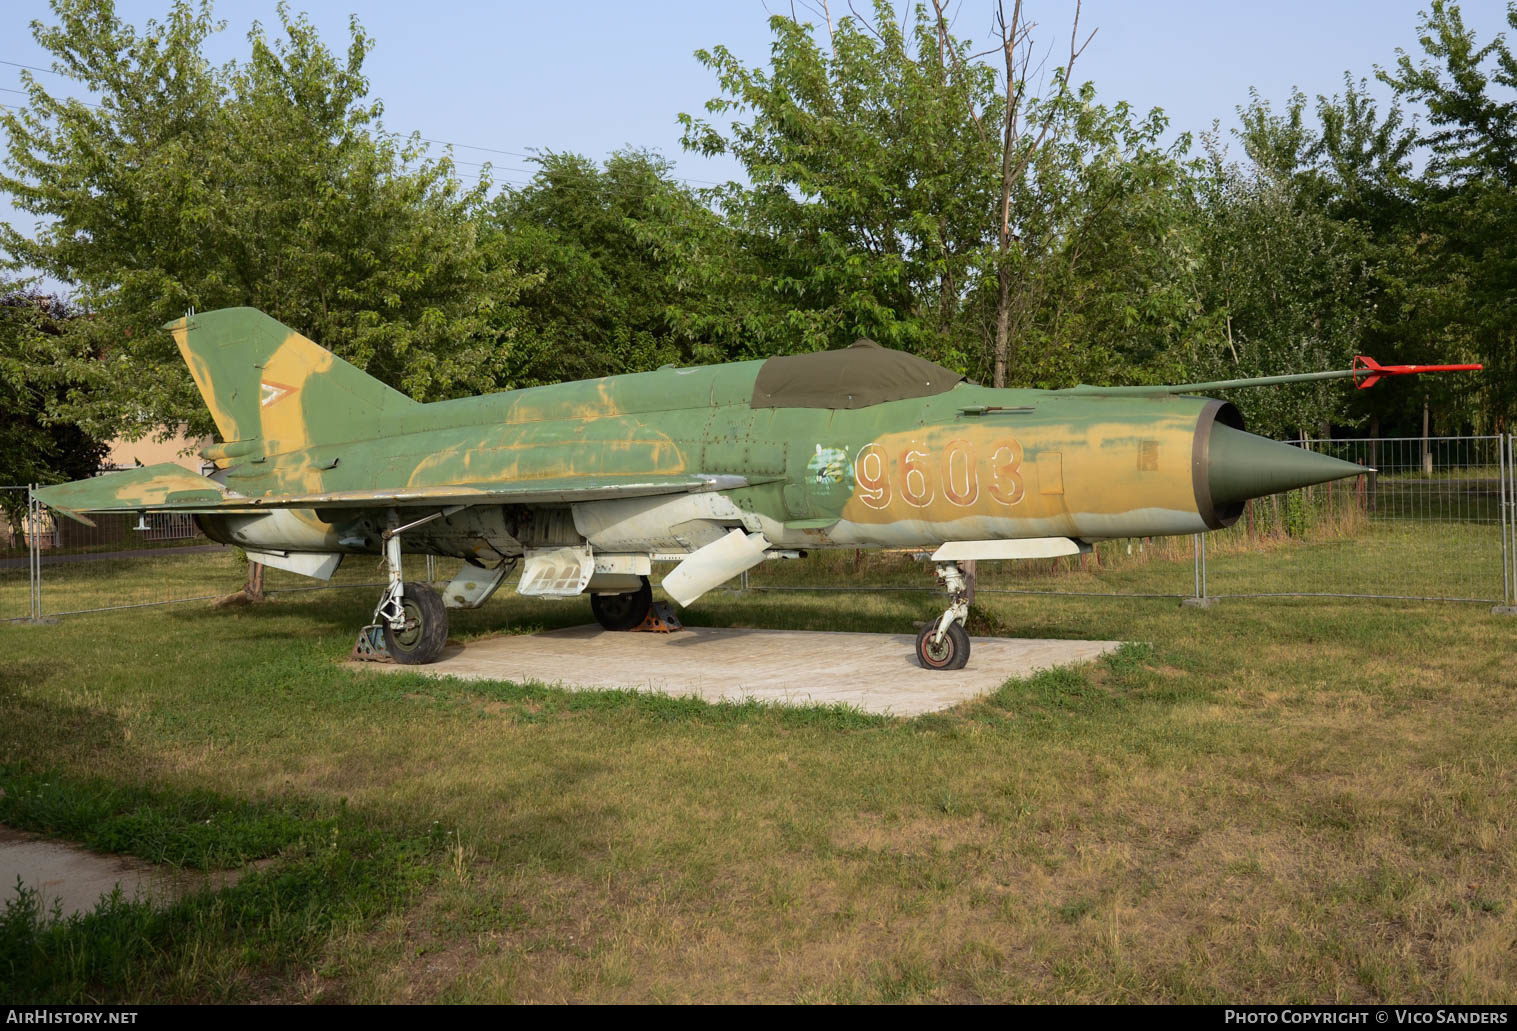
[986,0,1089,389]
[215,556,266,608]
[994,265,1012,388]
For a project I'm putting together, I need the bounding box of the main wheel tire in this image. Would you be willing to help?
[384,581,449,665]
[916,621,970,671]
[590,576,654,631]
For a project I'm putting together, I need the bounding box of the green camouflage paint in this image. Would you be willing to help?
[36,307,1368,564]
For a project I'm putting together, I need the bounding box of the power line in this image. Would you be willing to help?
[2,83,102,109]
[0,59,53,76]
[415,137,532,161]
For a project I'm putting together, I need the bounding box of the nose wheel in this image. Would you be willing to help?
[917,561,972,670]
[916,621,970,670]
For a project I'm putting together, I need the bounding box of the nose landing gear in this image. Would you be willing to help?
[915,561,971,670]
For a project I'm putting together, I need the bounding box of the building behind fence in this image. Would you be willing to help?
[5,435,1517,623]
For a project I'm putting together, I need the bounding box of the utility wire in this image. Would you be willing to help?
[1,83,101,108]
[0,59,53,75]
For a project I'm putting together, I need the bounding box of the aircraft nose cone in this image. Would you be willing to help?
[1207,424,1371,506]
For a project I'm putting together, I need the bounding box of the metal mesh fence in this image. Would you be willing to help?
[745,435,1511,605]
[0,486,475,620]
[27,548,472,618]
[18,507,215,556]
[0,486,32,621]
[1205,436,1506,603]
[9,436,1516,620]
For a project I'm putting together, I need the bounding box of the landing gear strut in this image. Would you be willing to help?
[359,509,451,665]
[916,561,971,670]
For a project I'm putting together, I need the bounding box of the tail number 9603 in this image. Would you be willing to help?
[854,439,1025,510]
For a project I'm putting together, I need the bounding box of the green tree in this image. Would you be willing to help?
[1381,0,1517,429]
[1305,75,1470,436]
[485,149,732,384]
[0,0,529,442]
[0,291,108,487]
[968,87,1201,389]
[680,1,1201,387]
[680,2,996,367]
[1187,93,1381,439]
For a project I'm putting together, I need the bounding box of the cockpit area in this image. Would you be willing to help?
[749,339,965,410]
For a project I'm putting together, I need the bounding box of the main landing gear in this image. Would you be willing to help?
[356,509,453,665]
[379,580,447,664]
[915,561,971,670]
[590,576,653,631]
[590,576,683,633]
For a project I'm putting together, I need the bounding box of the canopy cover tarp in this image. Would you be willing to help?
[750,340,965,410]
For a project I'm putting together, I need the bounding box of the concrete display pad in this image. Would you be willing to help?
[0,828,248,919]
[362,626,1123,717]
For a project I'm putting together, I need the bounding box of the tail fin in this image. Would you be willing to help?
[168,308,418,450]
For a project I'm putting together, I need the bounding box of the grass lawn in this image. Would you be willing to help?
[0,540,1514,1003]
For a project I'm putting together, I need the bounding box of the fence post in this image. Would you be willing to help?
[20,486,60,625]
[1501,435,1517,615]
[1503,436,1512,607]
[28,486,37,620]
[33,485,41,620]
[27,485,46,623]
[1202,531,1209,600]
[1181,532,1216,608]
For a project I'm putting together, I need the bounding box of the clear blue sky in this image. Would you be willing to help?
[2,0,1513,254]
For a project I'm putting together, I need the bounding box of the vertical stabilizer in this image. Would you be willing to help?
[167,307,418,449]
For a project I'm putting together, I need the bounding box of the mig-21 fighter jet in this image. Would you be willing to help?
[34,309,1480,669]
